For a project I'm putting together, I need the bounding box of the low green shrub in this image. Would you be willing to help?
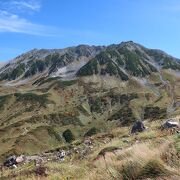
[84,127,99,137]
[62,129,75,143]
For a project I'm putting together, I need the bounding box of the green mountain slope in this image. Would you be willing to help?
[0,41,179,161]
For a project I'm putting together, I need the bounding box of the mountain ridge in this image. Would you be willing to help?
[0,41,180,83]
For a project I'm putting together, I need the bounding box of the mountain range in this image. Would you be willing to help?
[0,41,179,160]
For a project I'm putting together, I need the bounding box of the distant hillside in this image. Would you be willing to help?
[0,61,6,68]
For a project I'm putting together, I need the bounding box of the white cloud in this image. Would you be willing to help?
[0,10,104,38]
[0,1,104,38]
[0,10,58,36]
[0,0,54,36]
[11,0,41,11]
[1,0,41,13]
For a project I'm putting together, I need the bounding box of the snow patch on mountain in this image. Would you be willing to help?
[51,59,88,80]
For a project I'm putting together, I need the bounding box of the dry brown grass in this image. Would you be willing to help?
[90,138,179,180]
[1,122,180,180]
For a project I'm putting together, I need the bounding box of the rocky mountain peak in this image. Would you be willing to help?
[0,41,179,82]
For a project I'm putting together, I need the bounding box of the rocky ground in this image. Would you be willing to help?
[0,118,179,180]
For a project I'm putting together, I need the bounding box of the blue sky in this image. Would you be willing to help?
[0,0,180,61]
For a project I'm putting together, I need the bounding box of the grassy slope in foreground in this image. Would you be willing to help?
[0,120,179,180]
